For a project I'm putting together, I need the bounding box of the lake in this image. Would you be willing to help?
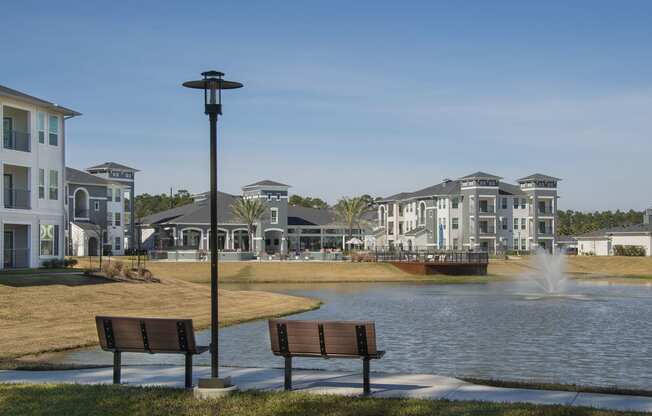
[54,281,652,389]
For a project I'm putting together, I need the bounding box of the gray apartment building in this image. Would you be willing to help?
[65,162,138,256]
[375,172,560,253]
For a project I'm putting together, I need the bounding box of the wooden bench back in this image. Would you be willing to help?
[96,316,200,354]
[268,319,379,357]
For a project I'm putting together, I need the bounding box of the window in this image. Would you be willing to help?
[513,198,519,209]
[48,115,59,146]
[270,207,278,224]
[115,189,121,202]
[102,231,108,245]
[521,198,526,209]
[502,198,507,209]
[502,218,508,230]
[94,200,100,211]
[49,170,58,200]
[521,218,526,230]
[37,112,45,144]
[452,197,459,209]
[107,213,113,226]
[38,169,45,199]
[513,238,519,249]
[521,238,527,251]
[452,218,459,229]
[107,188,113,201]
[39,224,59,256]
[114,213,121,226]
[453,238,459,250]
[513,218,519,231]
[388,221,394,235]
[115,237,121,251]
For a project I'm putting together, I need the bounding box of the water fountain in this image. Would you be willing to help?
[521,249,592,300]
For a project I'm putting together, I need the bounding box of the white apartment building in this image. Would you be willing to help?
[1,85,80,269]
[375,172,560,253]
[575,208,652,256]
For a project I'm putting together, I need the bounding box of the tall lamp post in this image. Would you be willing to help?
[183,71,243,391]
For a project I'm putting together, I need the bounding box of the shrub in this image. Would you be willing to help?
[113,261,124,272]
[102,263,120,278]
[42,259,65,269]
[613,245,646,256]
[63,258,78,268]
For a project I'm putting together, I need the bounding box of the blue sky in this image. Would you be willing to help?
[3,1,652,210]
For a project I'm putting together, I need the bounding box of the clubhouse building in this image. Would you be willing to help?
[140,180,369,258]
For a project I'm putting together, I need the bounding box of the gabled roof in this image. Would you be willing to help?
[498,182,526,196]
[287,205,338,226]
[242,180,289,189]
[87,162,139,172]
[66,167,110,186]
[459,171,502,180]
[139,191,242,225]
[0,85,81,117]
[518,173,561,183]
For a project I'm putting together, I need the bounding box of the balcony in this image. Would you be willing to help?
[3,130,31,152]
[4,188,31,209]
[74,209,90,220]
[3,224,30,269]
[479,226,496,235]
[531,207,554,216]
[537,227,554,236]
[479,206,495,214]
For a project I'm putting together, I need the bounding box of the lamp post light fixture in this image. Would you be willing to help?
[183,71,243,393]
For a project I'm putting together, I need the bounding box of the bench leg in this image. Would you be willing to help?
[113,351,121,384]
[363,357,370,395]
[284,356,292,391]
[185,353,193,388]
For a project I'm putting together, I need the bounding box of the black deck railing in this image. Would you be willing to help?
[374,249,489,264]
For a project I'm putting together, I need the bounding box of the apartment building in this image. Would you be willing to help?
[375,172,560,253]
[65,163,137,256]
[1,85,80,269]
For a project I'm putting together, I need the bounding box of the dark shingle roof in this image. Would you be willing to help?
[518,173,561,182]
[0,85,81,117]
[87,162,139,172]
[242,180,289,189]
[139,192,242,225]
[459,171,502,180]
[66,167,110,186]
[287,206,338,226]
[498,182,526,196]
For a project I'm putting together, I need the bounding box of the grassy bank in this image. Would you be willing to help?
[0,384,643,416]
[72,255,652,284]
[0,273,319,367]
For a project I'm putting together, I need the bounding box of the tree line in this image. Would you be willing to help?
[556,209,644,236]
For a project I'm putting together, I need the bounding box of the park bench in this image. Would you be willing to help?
[268,319,385,395]
[95,316,208,388]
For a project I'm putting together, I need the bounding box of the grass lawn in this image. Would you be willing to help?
[0,273,319,367]
[0,384,644,416]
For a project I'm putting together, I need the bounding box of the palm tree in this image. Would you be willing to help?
[334,196,369,252]
[231,197,268,253]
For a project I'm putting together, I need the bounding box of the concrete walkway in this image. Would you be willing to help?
[1,366,651,413]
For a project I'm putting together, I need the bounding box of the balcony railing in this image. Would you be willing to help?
[478,205,495,214]
[3,248,30,269]
[538,227,554,236]
[479,227,496,235]
[3,189,31,209]
[3,130,31,152]
[75,209,90,219]
[531,207,554,216]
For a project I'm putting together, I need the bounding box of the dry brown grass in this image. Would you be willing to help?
[490,256,652,280]
[0,274,319,363]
